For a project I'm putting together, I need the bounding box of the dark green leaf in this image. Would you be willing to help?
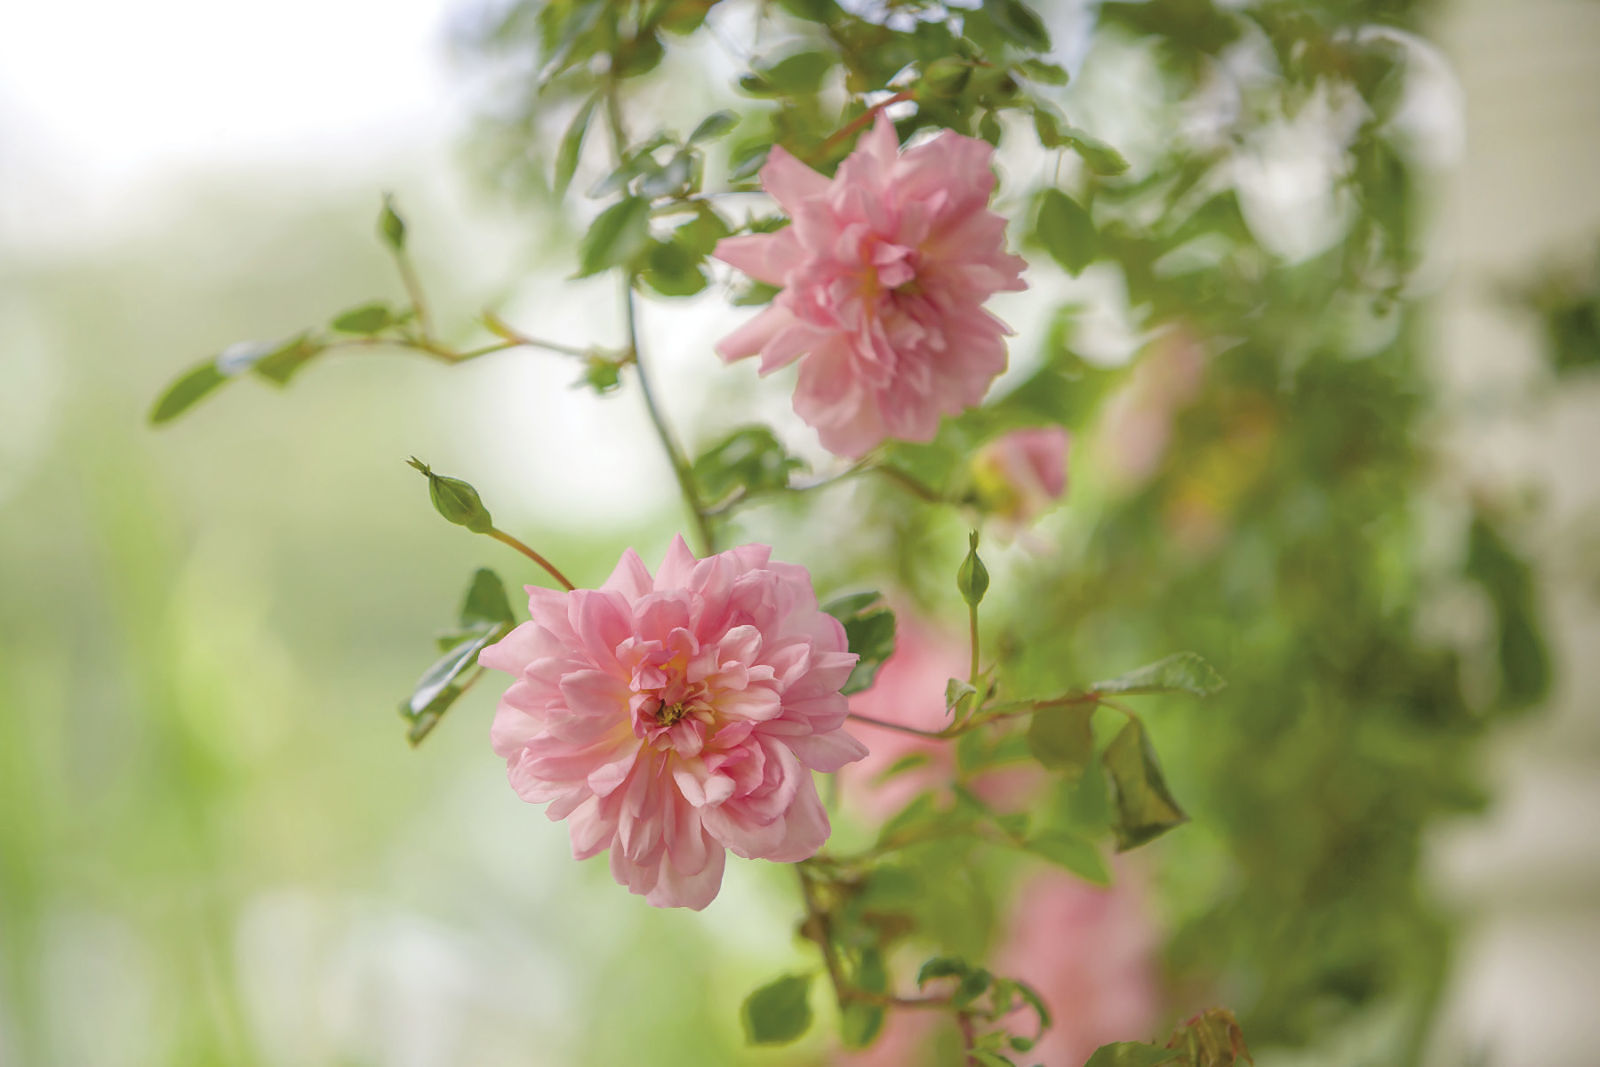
[953,967,993,1008]
[673,206,731,255]
[1103,719,1188,851]
[757,50,832,94]
[1018,58,1069,85]
[576,196,653,277]
[1085,1042,1182,1067]
[741,974,812,1046]
[1466,514,1551,712]
[1062,125,1130,176]
[330,302,395,335]
[149,360,228,424]
[554,94,599,199]
[1026,830,1112,886]
[688,110,738,144]
[986,0,1051,51]
[639,239,708,297]
[823,593,896,696]
[1026,702,1096,778]
[460,568,515,628]
[1036,189,1097,276]
[692,425,804,501]
[1092,652,1225,698]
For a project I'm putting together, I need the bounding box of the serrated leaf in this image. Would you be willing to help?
[1026,702,1095,778]
[554,94,598,199]
[1036,189,1096,276]
[1026,830,1111,886]
[741,974,812,1046]
[576,196,653,277]
[1103,719,1188,851]
[822,593,896,696]
[1085,1042,1183,1067]
[330,303,395,334]
[1092,652,1225,698]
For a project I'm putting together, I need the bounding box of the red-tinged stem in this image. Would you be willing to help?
[488,528,576,591]
[813,90,916,161]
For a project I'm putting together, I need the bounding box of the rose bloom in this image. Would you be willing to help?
[714,113,1028,459]
[479,536,868,910]
[969,425,1071,531]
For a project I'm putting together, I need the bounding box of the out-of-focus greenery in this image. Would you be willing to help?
[3,0,1579,1065]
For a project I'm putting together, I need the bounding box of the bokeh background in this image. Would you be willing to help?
[3,1,1598,1064]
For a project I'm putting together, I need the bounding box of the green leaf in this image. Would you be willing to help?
[874,751,931,785]
[1036,189,1096,276]
[1062,125,1130,176]
[149,360,228,424]
[1026,830,1112,886]
[638,151,693,199]
[673,206,731,255]
[639,239,708,297]
[576,196,653,277]
[400,624,505,745]
[1085,1042,1182,1067]
[945,677,978,720]
[840,946,887,1048]
[1103,719,1188,851]
[692,426,804,502]
[1026,703,1095,778]
[460,568,515,628]
[756,50,832,94]
[330,302,395,334]
[1017,58,1069,86]
[688,109,737,144]
[378,194,406,251]
[916,956,969,987]
[251,334,325,386]
[554,94,599,199]
[728,143,771,183]
[1092,652,1225,698]
[741,974,813,1046]
[823,593,896,696]
[986,0,1051,52]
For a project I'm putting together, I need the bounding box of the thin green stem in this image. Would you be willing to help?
[488,528,576,590]
[795,864,851,1009]
[395,250,434,339]
[602,79,716,556]
[968,599,981,687]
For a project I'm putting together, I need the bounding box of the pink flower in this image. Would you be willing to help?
[994,866,1162,1064]
[479,536,869,910]
[713,114,1028,458]
[970,426,1071,529]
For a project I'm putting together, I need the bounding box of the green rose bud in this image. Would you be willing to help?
[407,457,493,534]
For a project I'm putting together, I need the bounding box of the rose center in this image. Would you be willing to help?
[654,701,690,728]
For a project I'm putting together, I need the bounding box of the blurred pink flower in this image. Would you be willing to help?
[479,536,868,910]
[1098,329,1207,488]
[995,867,1162,1065]
[970,426,1071,530]
[714,114,1028,458]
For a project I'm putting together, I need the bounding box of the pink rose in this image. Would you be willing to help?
[714,114,1028,458]
[479,536,869,910]
[970,426,1071,529]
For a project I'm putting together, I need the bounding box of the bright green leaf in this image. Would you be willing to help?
[1036,189,1097,276]
[576,196,653,277]
[741,974,813,1046]
[149,360,228,424]
[1026,830,1112,886]
[758,50,833,94]
[1092,652,1225,698]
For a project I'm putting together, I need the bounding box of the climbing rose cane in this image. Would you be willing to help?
[714,113,1028,458]
[479,536,868,910]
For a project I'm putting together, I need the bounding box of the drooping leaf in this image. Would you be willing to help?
[1036,189,1097,276]
[1026,702,1096,778]
[400,623,506,745]
[916,956,970,986]
[823,593,896,696]
[1092,652,1225,698]
[1103,719,1188,851]
[553,93,599,199]
[576,195,653,277]
[741,973,813,1046]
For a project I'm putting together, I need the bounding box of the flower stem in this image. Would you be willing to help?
[968,600,981,687]
[603,80,716,557]
[488,527,576,591]
[813,89,916,162]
